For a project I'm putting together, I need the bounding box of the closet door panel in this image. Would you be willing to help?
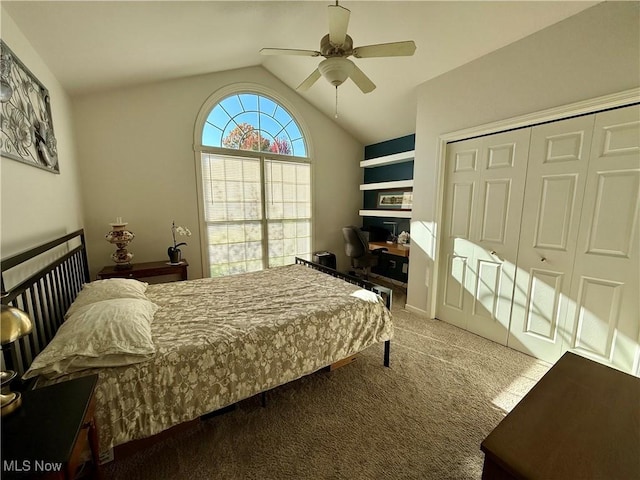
[437,143,480,330]
[533,174,578,249]
[585,170,639,256]
[438,130,530,344]
[479,179,511,243]
[464,129,530,345]
[472,257,502,320]
[508,115,595,362]
[572,277,623,359]
[450,182,474,238]
[443,254,468,311]
[523,269,565,341]
[566,105,640,373]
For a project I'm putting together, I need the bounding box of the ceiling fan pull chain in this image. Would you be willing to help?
[335,86,339,119]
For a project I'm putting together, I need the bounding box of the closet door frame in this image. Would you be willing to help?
[429,88,640,321]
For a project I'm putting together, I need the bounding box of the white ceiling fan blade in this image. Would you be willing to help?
[349,63,376,94]
[260,48,321,57]
[353,41,417,58]
[328,4,350,46]
[297,68,322,92]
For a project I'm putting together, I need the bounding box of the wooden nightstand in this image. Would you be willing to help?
[1,374,100,479]
[96,259,188,282]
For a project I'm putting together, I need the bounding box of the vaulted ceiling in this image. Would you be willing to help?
[3,1,597,144]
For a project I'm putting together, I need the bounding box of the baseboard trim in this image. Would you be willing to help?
[404,303,430,318]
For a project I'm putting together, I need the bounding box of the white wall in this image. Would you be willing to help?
[72,66,363,279]
[0,9,84,258]
[407,1,640,315]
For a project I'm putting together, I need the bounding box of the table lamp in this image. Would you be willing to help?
[105,217,135,270]
[1,304,33,416]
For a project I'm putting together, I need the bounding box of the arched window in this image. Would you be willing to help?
[202,93,307,157]
[196,90,312,277]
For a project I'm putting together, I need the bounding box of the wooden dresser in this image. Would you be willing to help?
[481,352,640,479]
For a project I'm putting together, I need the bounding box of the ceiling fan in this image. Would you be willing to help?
[260,1,416,94]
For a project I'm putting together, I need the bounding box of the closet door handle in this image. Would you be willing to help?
[489,250,502,262]
[540,257,547,263]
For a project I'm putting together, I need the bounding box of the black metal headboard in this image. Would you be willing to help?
[1,229,90,378]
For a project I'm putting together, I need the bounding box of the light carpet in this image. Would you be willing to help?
[104,292,550,480]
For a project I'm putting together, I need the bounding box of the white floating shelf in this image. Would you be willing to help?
[359,210,412,218]
[360,179,413,191]
[360,150,415,168]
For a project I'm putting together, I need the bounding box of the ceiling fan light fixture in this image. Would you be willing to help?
[318,57,353,87]
[260,2,415,95]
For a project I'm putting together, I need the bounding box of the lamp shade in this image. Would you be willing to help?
[1,305,33,345]
[318,57,354,87]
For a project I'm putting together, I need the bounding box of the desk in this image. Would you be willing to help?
[480,352,640,479]
[368,242,410,258]
[97,260,188,282]
[1,375,101,479]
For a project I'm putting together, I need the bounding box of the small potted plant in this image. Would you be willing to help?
[168,221,191,264]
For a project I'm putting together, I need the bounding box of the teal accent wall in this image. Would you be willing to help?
[364,134,415,159]
[363,161,414,183]
[362,217,411,235]
[361,134,415,283]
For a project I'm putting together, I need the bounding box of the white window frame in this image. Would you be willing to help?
[193,84,315,277]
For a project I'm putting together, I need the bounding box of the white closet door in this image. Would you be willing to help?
[437,140,480,331]
[508,115,595,362]
[437,129,530,345]
[565,105,640,374]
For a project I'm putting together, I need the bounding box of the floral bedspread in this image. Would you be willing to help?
[47,264,393,454]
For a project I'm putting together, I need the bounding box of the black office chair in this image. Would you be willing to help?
[342,226,387,279]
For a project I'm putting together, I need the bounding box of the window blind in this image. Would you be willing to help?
[201,153,311,276]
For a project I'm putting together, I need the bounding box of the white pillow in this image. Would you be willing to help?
[66,278,149,318]
[24,298,158,380]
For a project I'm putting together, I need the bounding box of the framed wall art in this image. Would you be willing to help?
[0,40,59,173]
[377,189,413,210]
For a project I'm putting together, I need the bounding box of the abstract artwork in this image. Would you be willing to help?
[0,40,59,173]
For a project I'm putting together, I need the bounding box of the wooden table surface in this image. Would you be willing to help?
[481,352,640,479]
[97,259,188,281]
[369,241,410,257]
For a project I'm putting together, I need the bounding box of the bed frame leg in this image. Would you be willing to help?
[260,391,267,408]
[384,340,390,367]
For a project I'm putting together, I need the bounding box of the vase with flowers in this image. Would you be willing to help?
[168,221,191,264]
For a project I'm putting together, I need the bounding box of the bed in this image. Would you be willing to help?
[1,230,393,456]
